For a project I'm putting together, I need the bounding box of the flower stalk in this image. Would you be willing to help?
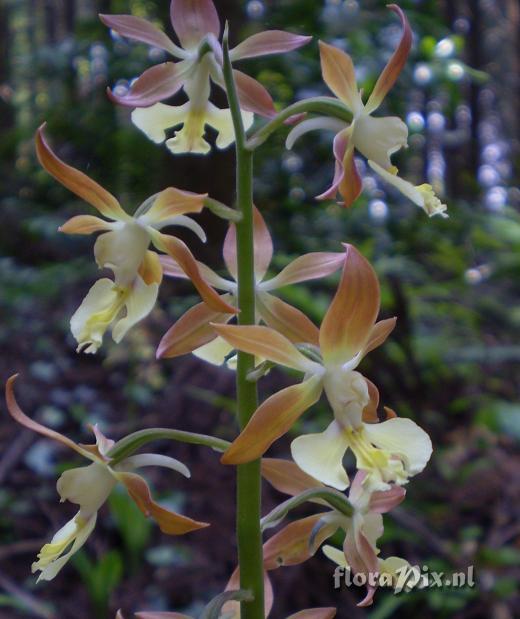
[222,24,264,619]
[246,97,352,151]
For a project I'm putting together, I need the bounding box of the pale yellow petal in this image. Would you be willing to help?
[132,102,188,144]
[56,462,116,515]
[352,115,408,170]
[290,421,350,490]
[363,417,433,478]
[70,278,126,354]
[32,512,97,581]
[112,277,159,343]
[93,222,150,286]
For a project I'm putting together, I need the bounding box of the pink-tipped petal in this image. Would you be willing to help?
[213,324,319,373]
[221,375,323,465]
[365,5,412,113]
[261,458,323,496]
[262,252,345,290]
[230,30,312,61]
[368,485,406,514]
[170,0,220,49]
[108,62,189,108]
[5,375,87,458]
[316,129,362,207]
[36,125,128,221]
[318,41,360,112]
[256,292,320,346]
[160,255,190,279]
[343,527,379,607]
[118,471,209,534]
[59,215,114,235]
[157,296,233,358]
[319,245,380,365]
[222,205,272,282]
[99,14,183,56]
[252,207,273,280]
[222,220,238,281]
[234,70,277,118]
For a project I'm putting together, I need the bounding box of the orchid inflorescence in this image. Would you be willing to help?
[6,1,444,616]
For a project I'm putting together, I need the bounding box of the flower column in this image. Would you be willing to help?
[222,28,264,619]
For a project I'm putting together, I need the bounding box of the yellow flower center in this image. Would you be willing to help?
[78,285,130,353]
[344,426,407,490]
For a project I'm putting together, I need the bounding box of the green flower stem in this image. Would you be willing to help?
[108,429,230,465]
[204,197,243,222]
[246,97,352,150]
[260,488,354,531]
[223,27,264,619]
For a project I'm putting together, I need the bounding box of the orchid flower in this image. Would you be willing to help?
[262,460,415,607]
[157,207,345,365]
[213,245,432,491]
[6,375,208,581]
[101,0,310,155]
[36,125,236,353]
[286,5,447,218]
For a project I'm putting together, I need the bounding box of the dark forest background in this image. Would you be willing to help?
[0,1,519,618]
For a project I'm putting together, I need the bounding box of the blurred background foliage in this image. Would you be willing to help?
[0,0,519,618]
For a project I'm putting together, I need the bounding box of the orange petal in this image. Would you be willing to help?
[383,406,398,420]
[361,379,380,424]
[143,187,206,224]
[213,325,319,372]
[318,41,360,112]
[221,376,323,464]
[337,141,363,208]
[263,514,328,570]
[261,458,323,496]
[5,375,86,457]
[261,252,345,290]
[287,610,336,619]
[118,472,209,535]
[138,251,163,285]
[59,214,114,235]
[234,70,277,118]
[256,292,319,346]
[365,5,413,113]
[364,317,397,355]
[319,245,380,365]
[151,231,237,314]
[35,125,128,221]
[157,297,233,359]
